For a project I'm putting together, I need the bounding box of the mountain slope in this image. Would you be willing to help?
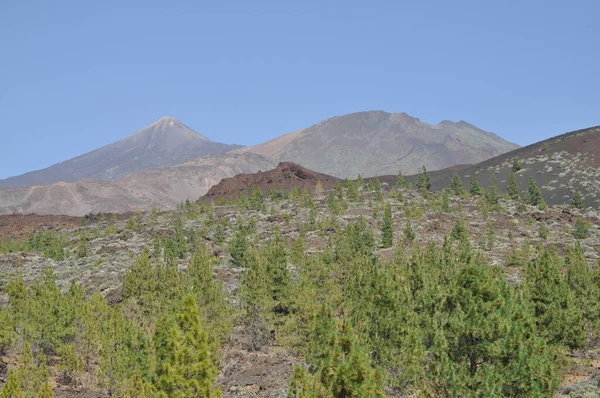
[0,153,274,216]
[417,125,600,207]
[236,110,519,178]
[0,117,243,188]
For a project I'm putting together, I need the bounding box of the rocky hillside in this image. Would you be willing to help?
[0,117,243,188]
[0,153,274,216]
[0,180,598,397]
[202,162,339,202]
[236,110,519,178]
[425,125,600,207]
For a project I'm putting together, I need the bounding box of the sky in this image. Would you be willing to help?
[0,0,599,178]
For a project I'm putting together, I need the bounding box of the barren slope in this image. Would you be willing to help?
[237,110,519,178]
[426,125,600,207]
[0,153,274,216]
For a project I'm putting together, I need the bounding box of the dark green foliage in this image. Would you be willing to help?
[24,230,67,260]
[566,243,600,333]
[288,308,385,398]
[572,189,583,209]
[512,158,523,172]
[403,219,416,241]
[395,170,406,188]
[450,172,463,195]
[429,264,559,397]
[525,177,543,207]
[486,174,500,206]
[0,307,17,355]
[469,176,481,196]
[380,203,394,248]
[237,185,266,211]
[573,216,589,239]
[265,229,291,306]
[77,232,88,258]
[239,248,273,351]
[441,189,451,213]
[523,248,586,348]
[507,170,520,200]
[228,218,251,266]
[416,165,431,190]
[344,178,360,202]
[538,222,549,240]
[450,219,468,242]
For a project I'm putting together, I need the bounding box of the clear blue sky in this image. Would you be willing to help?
[1,0,598,178]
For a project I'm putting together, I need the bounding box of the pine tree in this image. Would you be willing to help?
[265,229,290,307]
[288,308,385,398]
[486,175,500,206]
[380,203,394,248]
[36,381,53,398]
[0,370,25,398]
[404,220,416,242]
[507,170,520,200]
[441,189,451,213]
[512,158,522,172]
[239,249,273,351]
[154,295,220,398]
[98,309,141,396]
[469,176,481,196]
[56,343,83,385]
[572,190,583,209]
[228,218,250,266]
[523,248,586,348]
[566,243,600,333]
[16,341,50,396]
[416,165,431,190]
[395,170,406,188]
[0,307,17,355]
[573,217,589,239]
[122,374,157,398]
[526,177,543,207]
[450,172,463,196]
[450,219,468,242]
[186,248,232,344]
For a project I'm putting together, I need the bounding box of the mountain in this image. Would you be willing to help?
[402,125,600,207]
[202,162,340,202]
[0,153,274,216]
[235,110,519,178]
[0,117,243,188]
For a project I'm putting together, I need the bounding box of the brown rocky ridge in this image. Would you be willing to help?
[201,161,340,202]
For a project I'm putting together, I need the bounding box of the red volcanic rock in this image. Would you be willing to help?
[201,162,340,202]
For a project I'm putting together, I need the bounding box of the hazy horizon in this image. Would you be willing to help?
[1,0,598,178]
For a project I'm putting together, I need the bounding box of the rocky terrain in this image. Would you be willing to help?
[0,117,243,188]
[202,162,339,202]
[0,214,80,240]
[0,153,275,216]
[423,125,600,207]
[236,110,519,178]
[0,180,599,397]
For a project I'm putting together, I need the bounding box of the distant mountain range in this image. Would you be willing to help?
[0,153,274,215]
[236,111,519,178]
[0,117,243,188]
[0,111,529,215]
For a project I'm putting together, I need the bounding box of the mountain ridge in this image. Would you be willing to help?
[235,110,519,178]
[0,117,243,188]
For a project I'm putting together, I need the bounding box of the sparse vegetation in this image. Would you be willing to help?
[0,175,599,397]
